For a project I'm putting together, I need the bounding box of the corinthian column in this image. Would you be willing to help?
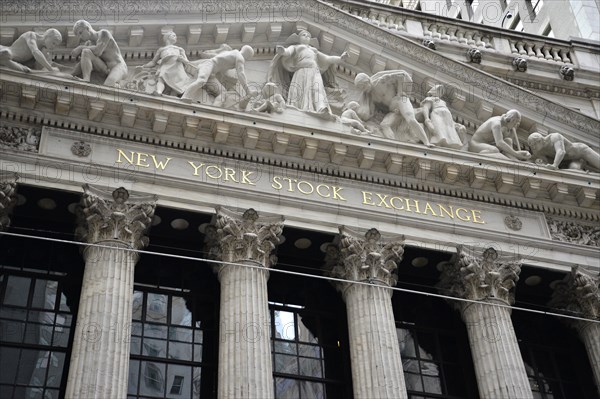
[326,227,407,398]
[205,207,283,399]
[65,185,157,399]
[0,176,18,231]
[549,266,600,394]
[438,247,532,399]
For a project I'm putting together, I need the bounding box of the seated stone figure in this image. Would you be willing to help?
[354,70,432,146]
[0,29,62,73]
[247,82,286,114]
[71,20,128,87]
[341,101,369,134]
[528,132,600,171]
[468,110,531,161]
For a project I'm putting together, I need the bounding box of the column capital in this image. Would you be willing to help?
[76,184,157,249]
[549,266,599,323]
[0,175,18,231]
[205,207,284,268]
[326,226,404,290]
[438,246,522,306]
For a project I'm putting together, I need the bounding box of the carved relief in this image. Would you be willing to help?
[504,215,523,231]
[0,29,62,73]
[468,110,531,161]
[206,207,284,268]
[0,125,41,152]
[546,217,600,247]
[76,185,157,249]
[422,39,436,50]
[0,177,18,231]
[326,227,404,288]
[512,56,528,72]
[528,132,599,171]
[549,266,599,320]
[438,246,522,305]
[71,141,92,157]
[419,84,463,149]
[559,65,574,81]
[467,48,482,63]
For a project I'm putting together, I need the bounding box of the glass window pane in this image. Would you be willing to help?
[132,291,143,321]
[0,307,27,320]
[194,329,203,343]
[59,293,70,312]
[144,324,167,339]
[53,326,70,348]
[128,359,140,395]
[192,367,202,399]
[3,276,31,306]
[171,297,191,326]
[274,340,297,355]
[166,364,191,398]
[297,317,317,344]
[193,344,203,362]
[140,361,165,396]
[274,354,298,374]
[275,377,299,398]
[46,352,65,388]
[168,342,192,361]
[0,347,20,383]
[146,293,167,324]
[143,339,167,358]
[0,385,13,399]
[298,344,321,358]
[169,326,193,342]
[299,380,324,399]
[274,311,295,341]
[24,323,53,345]
[45,388,60,399]
[17,349,47,385]
[398,328,417,359]
[130,336,142,355]
[299,357,322,378]
[32,280,57,310]
[28,311,56,325]
[1,319,25,343]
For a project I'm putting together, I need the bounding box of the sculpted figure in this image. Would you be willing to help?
[469,110,531,161]
[143,31,192,96]
[341,101,369,134]
[420,85,462,149]
[268,30,348,118]
[355,71,432,146]
[248,82,286,113]
[181,45,257,106]
[0,29,62,73]
[528,132,600,171]
[71,20,128,86]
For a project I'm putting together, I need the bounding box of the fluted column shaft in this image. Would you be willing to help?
[65,185,156,399]
[65,243,136,398]
[461,300,532,399]
[217,263,273,398]
[344,283,406,398]
[578,322,600,391]
[206,207,283,399]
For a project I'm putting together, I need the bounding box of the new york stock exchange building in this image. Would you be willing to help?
[0,1,599,398]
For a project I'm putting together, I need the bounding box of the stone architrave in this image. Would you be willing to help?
[326,227,407,398]
[549,266,600,393]
[0,176,18,231]
[65,185,156,399]
[438,247,532,399]
[205,207,283,399]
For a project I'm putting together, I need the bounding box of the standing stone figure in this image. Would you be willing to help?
[0,29,62,73]
[354,70,432,146]
[268,30,348,118]
[143,31,192,96]
[71,20,128,86]
[420,84,463,149]
[181,45,257,106]
[468,110,531,161]
[528,132,600,171]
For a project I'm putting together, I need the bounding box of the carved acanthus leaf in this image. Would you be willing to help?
[549,266,600,321]
[438,246,522,305]
[207,207,283,267]
[76,185,157,249]
[0,176,18,231]
[547,217,600,247]
[327,227,404,289]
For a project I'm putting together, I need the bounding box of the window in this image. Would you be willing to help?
[542,24,554,37]
[533,0,544,14]
[128,289,210,399]
[510,14,524,31]
[0,272,74,399]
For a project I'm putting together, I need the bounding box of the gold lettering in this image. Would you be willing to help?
[271,176,283,190]
[282,177,295,192]
[241,170,256,185]
[205,165,222,179]
[390,196,405,210]
[437,204,454,219]
[376,193,392,209]
[362,191,374,205]
[471,210,485,224]
[423,202,438,216]
[223,167,238,183]
[316,184,330,198]
[456,208,472,222]
[136,152,150,168]
[405,199,421,213]
[332,186,346,201]
[297,180,314,195]
[116,149,135,164]
[150,155,172,170]
[188,161,205,176]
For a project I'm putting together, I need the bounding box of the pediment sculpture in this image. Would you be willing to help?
[1,20,598,175]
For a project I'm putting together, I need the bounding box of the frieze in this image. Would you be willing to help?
[0,125,40,152]
[546,217,600,247]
